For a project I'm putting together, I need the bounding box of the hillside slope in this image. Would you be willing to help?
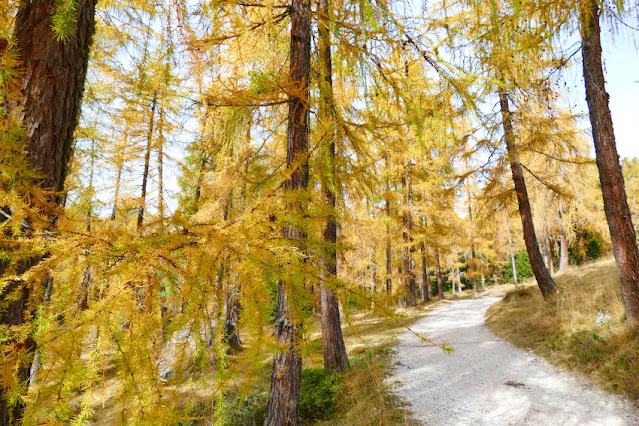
[486,258,639,403]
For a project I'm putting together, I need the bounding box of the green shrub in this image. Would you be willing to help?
[586,237,602,260]
[299,367,341,421]
[502,250,532,284]
[217,368,341,425]
[569,232,604,265]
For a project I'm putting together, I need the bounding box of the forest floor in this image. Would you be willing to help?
[391,292,639,425]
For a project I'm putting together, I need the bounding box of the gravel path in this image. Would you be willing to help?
[392,296,639,425]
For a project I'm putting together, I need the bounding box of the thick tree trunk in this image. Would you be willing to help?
[13,1,95,207]
[1,1,97,423]
[265,0,310,422]
[317,0,348,373]
[435,246,443,300]
[581,1,639,323]
[499,89,557,298]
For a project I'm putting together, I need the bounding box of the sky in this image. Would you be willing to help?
[598,28,639,160]
[559,21,639,160]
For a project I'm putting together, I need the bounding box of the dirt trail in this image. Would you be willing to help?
[392,296,639,425]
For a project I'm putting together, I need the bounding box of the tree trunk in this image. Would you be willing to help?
[78,138,96,313]
[421,242,430,301]
[137,91,158,231]
[318,0,348,373]
[1,1,97,423]
[111,142,125,221]
[224,280,242,352]
[506,216,518,288]
[385,219,392,294]
[581,0,639,323]
[402,168,416,306]
[560,229,569,271]
[435,246,443,300]
[467,182,478,298]
[385,156,392,296]
[265,0,310,422]
[221,195,242,352]
[546,237,555,275]
[499,88,557,298]
[370,254,377,302]
[157,112,165,226]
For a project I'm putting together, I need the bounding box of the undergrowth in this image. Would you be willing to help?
[486,258,639,404]
[177,344,416,425]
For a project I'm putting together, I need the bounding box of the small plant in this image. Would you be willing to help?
[226,387,269,426]
[299,367,341,421]
[570,330,607,362]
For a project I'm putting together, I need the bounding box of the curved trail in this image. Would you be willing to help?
[392,296,639,425]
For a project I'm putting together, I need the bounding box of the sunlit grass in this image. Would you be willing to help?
[486,257,639,404]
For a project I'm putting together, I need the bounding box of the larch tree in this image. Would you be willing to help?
[580,0,639,323]
[0,0,97,423]
[265,0,311,422]
[498,88,557,298]
[318,0,349,372]
[443,0,562,298]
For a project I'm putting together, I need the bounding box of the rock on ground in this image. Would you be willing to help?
[392,296,639,425]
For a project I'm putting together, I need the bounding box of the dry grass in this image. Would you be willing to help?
[486,257,639,404]
[314,342,419,426]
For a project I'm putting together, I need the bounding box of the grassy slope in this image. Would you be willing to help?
[486,257,639,404]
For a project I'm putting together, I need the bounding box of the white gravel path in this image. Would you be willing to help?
[392,296,639,425]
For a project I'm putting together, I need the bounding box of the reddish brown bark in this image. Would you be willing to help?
[1,1,97,423]
[499,88,558,299]
[318,0,348,373]
[581,1,639,323]
[265,0,310,422]
[14,1,96,209]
